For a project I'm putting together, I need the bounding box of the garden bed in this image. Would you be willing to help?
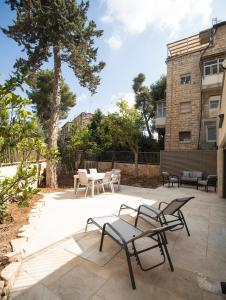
[0,193,43,273]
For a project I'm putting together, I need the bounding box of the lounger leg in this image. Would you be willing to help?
[102,183,105,193]
[180,211,190,236]
[85,187,88,197]
[125,247,136,289]
[85,218,92,231]
[134,214,139,227]
[99,228,106,252]
[160,233,174,272]
[111,182,114,193]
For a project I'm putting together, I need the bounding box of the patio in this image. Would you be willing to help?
[9,185,226,300]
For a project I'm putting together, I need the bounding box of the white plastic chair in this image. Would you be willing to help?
[89,168,98,174]
[76,171,99,197]
[101,171,114,193]
[112,169,121,191]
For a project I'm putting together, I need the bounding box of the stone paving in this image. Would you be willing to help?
[9,185,226,299]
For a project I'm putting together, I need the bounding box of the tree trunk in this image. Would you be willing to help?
[131,144,139,178]
[144,114,152,138]
[134,150,138,178]
[111,149,115,169]
[46,45,61,188]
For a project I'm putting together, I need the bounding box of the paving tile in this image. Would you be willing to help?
[10,282,61,300]
[64,231,121,267]
[47,263,107,300]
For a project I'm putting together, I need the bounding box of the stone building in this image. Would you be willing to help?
[72,112,93,127]
[218,58,226,198]
[60,112,93,143]
[156,21,226,151]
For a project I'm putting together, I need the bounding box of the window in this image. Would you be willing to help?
[204,58,224,76]
[209,100,219,109]
[180,74,191,84]
[206,123,216,142]
[179,131,191,142]
[180,101,192,113]
[209,96,220,110]
[156,101,166,118]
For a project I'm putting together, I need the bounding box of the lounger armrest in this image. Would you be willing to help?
[127,224,178,243]
[118,204,137,215]
[151,224,178,234]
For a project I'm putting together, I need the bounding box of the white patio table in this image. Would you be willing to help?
[74,172,106,197]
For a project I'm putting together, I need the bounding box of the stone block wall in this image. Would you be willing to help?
[97,162,160,178]
[165,51,201,151]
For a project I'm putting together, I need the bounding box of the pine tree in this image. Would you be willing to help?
[3,0,105,187]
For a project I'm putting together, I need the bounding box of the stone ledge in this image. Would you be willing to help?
[0,281,4,298]
[10,238,27,253]
[3,252,22,263]
[0,198,45,299]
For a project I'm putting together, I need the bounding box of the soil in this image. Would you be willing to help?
[0,193,43,272]
[58,173,160,189]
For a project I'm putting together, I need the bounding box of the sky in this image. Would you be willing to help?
[1,0,226,126]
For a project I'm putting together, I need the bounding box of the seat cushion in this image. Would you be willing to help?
[181,177,197,182]
[182,171,190,177]
[198,180,207,186]
[169,177,179,183]
[190,171,202,179]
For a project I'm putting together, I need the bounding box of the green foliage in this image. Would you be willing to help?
[132,73,166,139]
[132,73,155,138]
[150,75,166,102]
[3,0,105,94]
[69,125,96,153]
[0,71,47,223]
[107,100,144,176]
[88,109,112,152]
[28,70,76,135]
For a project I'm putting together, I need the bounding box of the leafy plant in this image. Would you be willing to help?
[0,70,47,223]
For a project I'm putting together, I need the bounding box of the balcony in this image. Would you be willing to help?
[202,73,223,90]
[155,116,166,128]
[155,101,166,128]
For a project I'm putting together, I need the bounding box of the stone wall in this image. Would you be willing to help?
[97,162,160,178]
[0,161,46,186]
[160,150,217,177]
[165,51,202,151]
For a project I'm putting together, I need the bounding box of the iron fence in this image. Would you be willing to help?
[0,148,40,165]
[98,151,160,165]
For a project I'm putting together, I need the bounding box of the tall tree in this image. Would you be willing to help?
[28,70,76,140]
[132,73,154,138]
[3,0,105,187]
[150,75,166,103]
[88,109,112,152]
[150,75,166,149]
[108,100,144,177]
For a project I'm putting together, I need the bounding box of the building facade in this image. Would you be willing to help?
[72,112,93,127]
[218,60,226,198]
[156,21,226,151]
[60,112,93,143]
